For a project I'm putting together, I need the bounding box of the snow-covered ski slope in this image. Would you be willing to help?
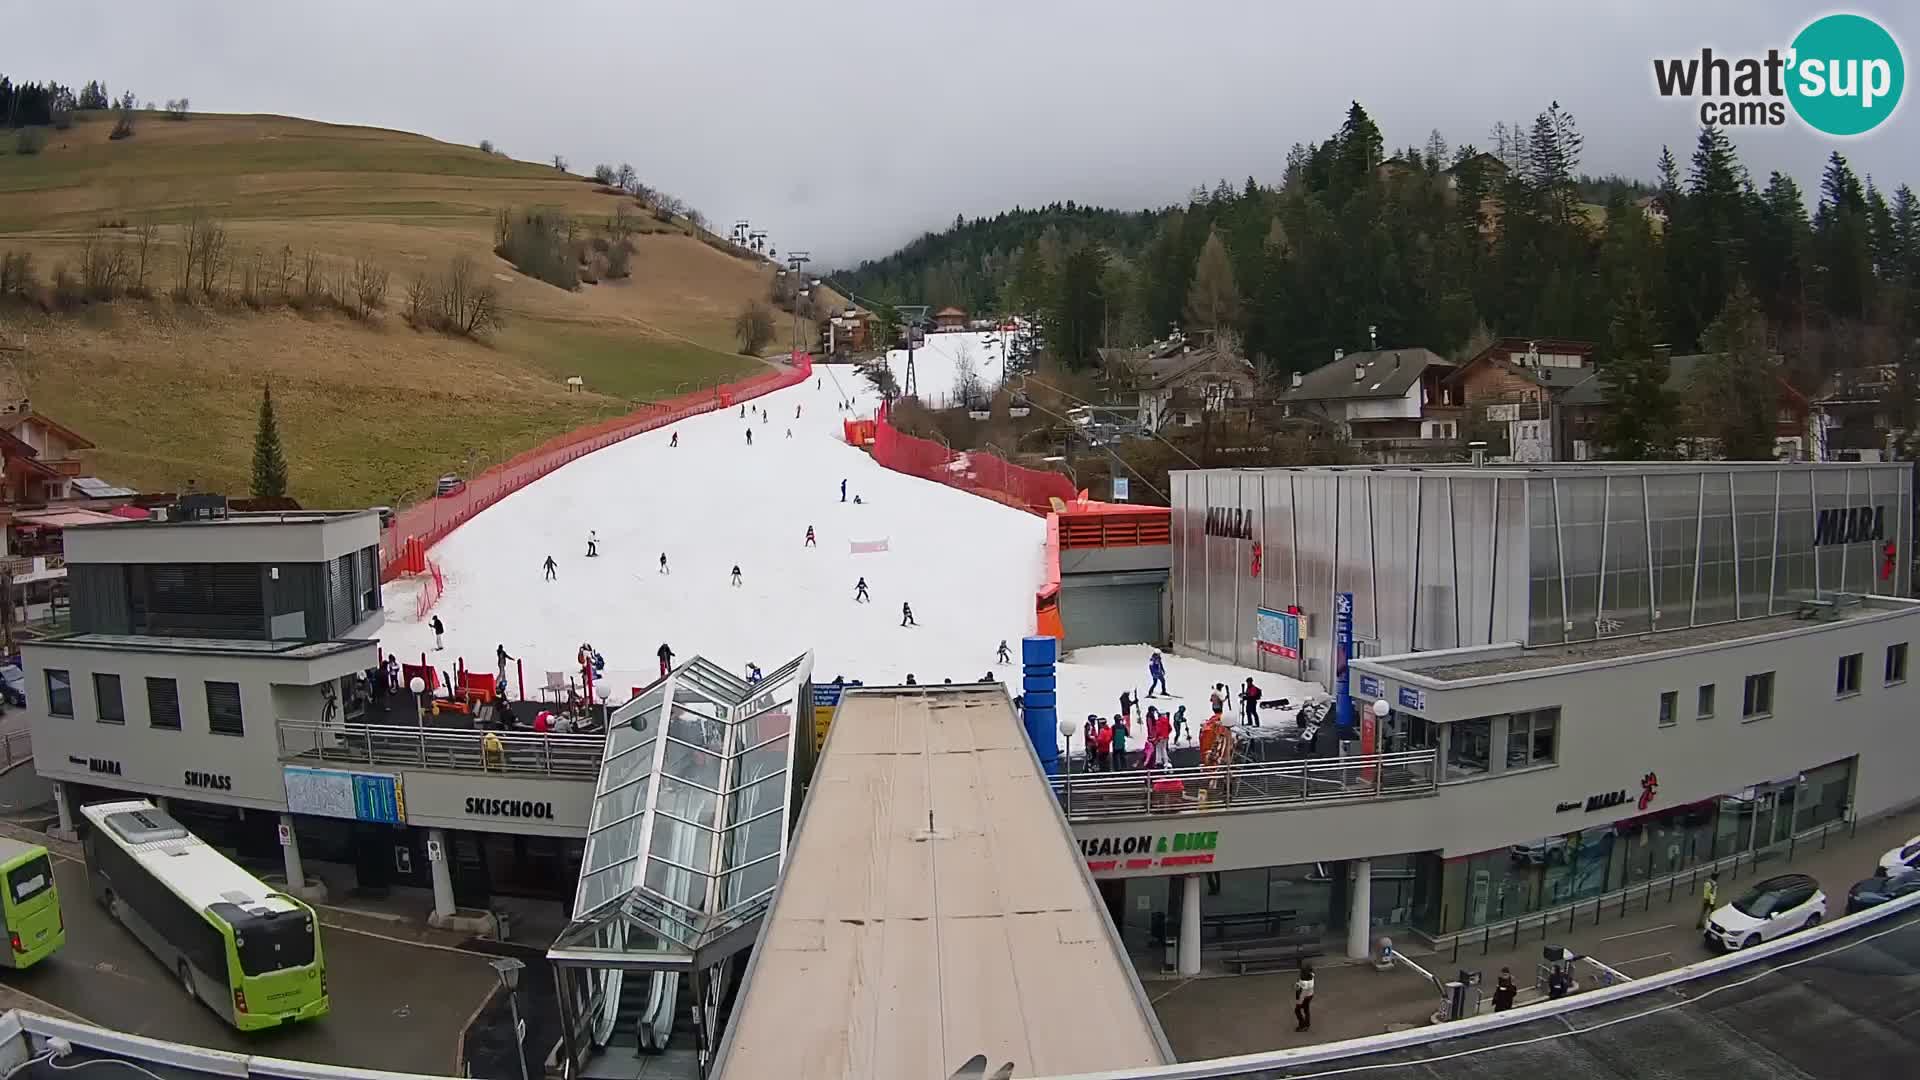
[380,361,1316,744]
[883,330,1009,408]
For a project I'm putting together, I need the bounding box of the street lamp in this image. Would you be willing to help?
[596,684,611,728]
[1057,717,1078,816]
[408,676,426,727]
[489,957,531,1080]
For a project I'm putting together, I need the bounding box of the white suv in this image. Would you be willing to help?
[1704,873,1827,951]
[1877,835,1920,874]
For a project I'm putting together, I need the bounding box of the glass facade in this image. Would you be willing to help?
[1171,464,1913,688]
[1414,757,1856,934]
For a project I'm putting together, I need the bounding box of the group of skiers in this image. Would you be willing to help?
[1080,702,1189,772]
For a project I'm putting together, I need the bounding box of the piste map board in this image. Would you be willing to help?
[283,766,406,825]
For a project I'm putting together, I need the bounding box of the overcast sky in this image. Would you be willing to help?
[15,1,1919,268]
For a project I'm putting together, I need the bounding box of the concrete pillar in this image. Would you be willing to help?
[427,828,456,919]
[1178,874,1202,976]
[1347,858,1373,961]
[279,813,306,893]
[51,783,76,842]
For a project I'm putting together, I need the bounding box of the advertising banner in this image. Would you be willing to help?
[1334,592,1354,731]
[283,766,405,825]
[1254,607,1301,659]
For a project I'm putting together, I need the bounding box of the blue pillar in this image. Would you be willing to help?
[1021,635,1060,774]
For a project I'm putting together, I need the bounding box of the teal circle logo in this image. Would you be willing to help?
[1787,14,1904,136]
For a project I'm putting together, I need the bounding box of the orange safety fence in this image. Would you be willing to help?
[380,356,813,580]
[414,558,445,621]
[869,403,1076,516]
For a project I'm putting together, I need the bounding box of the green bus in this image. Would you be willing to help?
[81,800,328,1030]
[0,836,63,968]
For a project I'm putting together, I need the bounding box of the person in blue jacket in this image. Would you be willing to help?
[1147,651,1168,697]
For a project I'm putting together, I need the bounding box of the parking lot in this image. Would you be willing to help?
[0,840,498,1075]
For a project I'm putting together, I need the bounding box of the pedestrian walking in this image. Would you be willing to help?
[657,642,675,677]
[730,565,743,587]
[1147,651,1168,697]
[1293,963,1315,1031]
[430,615,446,651]
[1492,968,1518,1011]
[996,639,1012,664]
[495,644,514,688]
[854,577,871,602]
[804,526,816,547]
[659,552,669,574]
[1699,873,1720,929]
[543,555,557,581]
[586,530,599,558]
[900,602,916,627]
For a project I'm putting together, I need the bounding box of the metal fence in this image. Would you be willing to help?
[0,729,30,770]
[276,719,605,778]
[1051,749,1438,818]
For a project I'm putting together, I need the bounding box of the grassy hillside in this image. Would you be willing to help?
[0,112,787,508]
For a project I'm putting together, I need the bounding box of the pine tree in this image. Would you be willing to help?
[250,384,290,498]
[1185,228,1240,331]
[1692,282,1777,460]
[1597,285,1677,459]
[1046,241,1107,368]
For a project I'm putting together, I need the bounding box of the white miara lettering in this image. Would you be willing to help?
[464,797,554,819]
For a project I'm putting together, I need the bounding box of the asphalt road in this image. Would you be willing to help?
[0,853,496,1074]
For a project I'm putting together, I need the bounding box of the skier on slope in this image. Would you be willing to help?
[543,555,558,581]
[786,428,792,439]
[730,565,743,587]
[804,526,816,547]
[996,640,1012,664]
[657,642,675,677]
[854,577,870,603]
[745,428,753,445]
[586,530,599,558]
[796,403,802,418]
[841,478,847,502]
[670,431,678,447]
[659,552,669,574]
[900,602,916,627]
[739,405,746,418]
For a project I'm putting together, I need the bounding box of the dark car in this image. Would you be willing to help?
[1845,869,1920,913]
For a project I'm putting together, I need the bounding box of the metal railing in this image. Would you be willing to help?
[276,719,605,778]
[1051,749,1438,819]
[0,729,30,770]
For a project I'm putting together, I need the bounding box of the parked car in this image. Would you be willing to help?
[434,474,465,497]
[1704,873,1826,950]
[1876,834,1920,874]
[1845,869,1920,914]
[371,505,396,529]
[0,663,23,707]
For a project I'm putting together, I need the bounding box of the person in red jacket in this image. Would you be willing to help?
[1151,708,1174,767]
[1093,719,1114,771]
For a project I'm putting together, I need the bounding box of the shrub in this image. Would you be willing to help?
[14,129,45,155]
[479,139,496,154]
[605,240,633,279]
[495,206,579,290]
[0,251,37,298]
[592,164,616,186]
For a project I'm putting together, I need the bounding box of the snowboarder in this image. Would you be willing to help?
[543,555,557,581]
[804,526,816,547]
[854,577,870,603]
[657,642,675,677]
[586,530,599,558]
[900,602,916,627]
[1146,651,1168,697]
[745,428,753,445]
[730,565,743,587]
[495,644,514,687]
[430,615,446,651]
[659,552,669,574]
[840,478,847,502]
[670,431,678,447]
[996,640,1012,664]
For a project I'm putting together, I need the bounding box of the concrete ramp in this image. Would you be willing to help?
[713,686,1170,1080]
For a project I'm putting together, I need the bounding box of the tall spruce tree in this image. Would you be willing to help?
[1692,282,1777,460]
[1185,228,1240,331]
[250,384,289,498]
[1597,285,1677,459]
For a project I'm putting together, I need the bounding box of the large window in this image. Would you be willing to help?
[1743,671,1774,720]
[93,673,125,725]
[1886,643,1908,685]
[1657,691,1677,728]
[128,563,265,639]
[1837,652,1863,697]
[205,681,244,736]
[44,670,72,718]
[1506,709,1559,767]
[147,678,181,730]
[1447,717,1492,777]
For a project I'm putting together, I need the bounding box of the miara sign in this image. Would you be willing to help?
[1204,507,1255,540]
[1814,505,1885,547]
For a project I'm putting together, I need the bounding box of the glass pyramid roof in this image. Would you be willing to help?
[550,652,811,970]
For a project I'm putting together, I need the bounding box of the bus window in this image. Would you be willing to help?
[8,855,51,906]
[233,910,317,975]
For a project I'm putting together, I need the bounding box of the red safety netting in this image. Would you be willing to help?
[380,356,813,580]
[870,404,1076,516]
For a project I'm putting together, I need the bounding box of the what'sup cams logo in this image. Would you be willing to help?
[1654,13,1904,136]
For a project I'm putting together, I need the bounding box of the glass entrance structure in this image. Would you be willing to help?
[547,652,811,1077]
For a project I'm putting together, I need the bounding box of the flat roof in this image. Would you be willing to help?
[74,509,375,530]
[1391,600,1911,682]
[1213,901,1920,1080]
[713,687,1169,1080]
[24,633,375,660]
[1171,461,1908,480]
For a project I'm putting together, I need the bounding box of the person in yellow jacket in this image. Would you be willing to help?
[1699,873,1720,928]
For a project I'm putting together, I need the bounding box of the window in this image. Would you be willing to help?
[1657,691,1677,728]
[146,678,181,730]
[1447,717,1492,777]
[93,673,125,724]
[1837,652,1863,697]
[1505,708,1559,768]
[44,670,72,718]
[205,681,244,736]
[1697,683,1715,719]
[1742,671,1774,719]
[1887,643,1908,685]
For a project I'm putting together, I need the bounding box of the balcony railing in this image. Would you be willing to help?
[1050,749,1438,819]
[276,719,605,778]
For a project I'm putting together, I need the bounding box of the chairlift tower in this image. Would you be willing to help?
[893,304,930,399]
[786,252,813,356]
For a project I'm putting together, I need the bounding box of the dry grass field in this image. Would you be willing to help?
[0,111,797,507]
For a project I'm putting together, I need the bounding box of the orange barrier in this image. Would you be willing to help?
[869,404,1075,515]
[1058,505,1171,549]
[842,418,877,447]
[1036,512,1063,641]
[380,356,813,580]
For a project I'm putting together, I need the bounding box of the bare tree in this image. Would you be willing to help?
[552,154,568,172]
[132,219,158,293]
[441,255,475,330]
[615,163,637,193]
[351,259,390,317]
[197,219,228,295]
[404,274,435,327]
[301,249,322,298]
[459,284,500,336]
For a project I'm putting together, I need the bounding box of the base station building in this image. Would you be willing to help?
[1086,462,1920,943]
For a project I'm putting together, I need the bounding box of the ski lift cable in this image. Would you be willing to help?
[1017,371,1202,470]
[1010,385,1170,503]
